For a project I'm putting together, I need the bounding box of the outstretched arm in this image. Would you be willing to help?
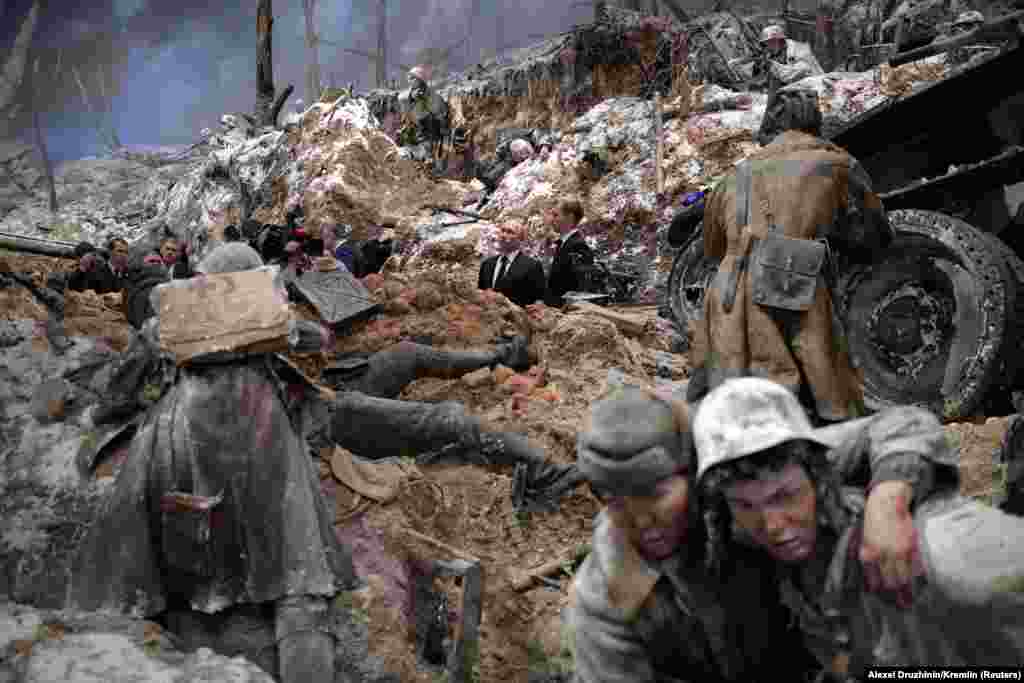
[823,406,960,606]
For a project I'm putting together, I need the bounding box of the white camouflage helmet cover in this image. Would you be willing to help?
[693,377,837,483]
[760,24,786,42]
[408,64,432,82]
[509,138,535,162]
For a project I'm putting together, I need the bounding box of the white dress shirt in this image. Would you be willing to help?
[492,251,519,288]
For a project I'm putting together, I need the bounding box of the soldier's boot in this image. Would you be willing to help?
[275,595,337,683]
[997,414,1024,516]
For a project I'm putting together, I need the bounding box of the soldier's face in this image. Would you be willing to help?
[724,461,818,563]
[606,471,691,561]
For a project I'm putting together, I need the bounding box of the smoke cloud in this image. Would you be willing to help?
[1,0,596,162]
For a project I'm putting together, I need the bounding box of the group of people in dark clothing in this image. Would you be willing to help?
[58,234,194,328]
[59,205,397,333]
[477,197,599,309]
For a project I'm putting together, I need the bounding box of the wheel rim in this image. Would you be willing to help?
[863,276,955,381]
[841,209,1010,419]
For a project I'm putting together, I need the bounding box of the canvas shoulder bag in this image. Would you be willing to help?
[749,176,828,312]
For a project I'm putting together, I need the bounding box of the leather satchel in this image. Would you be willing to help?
[750,231,827,312]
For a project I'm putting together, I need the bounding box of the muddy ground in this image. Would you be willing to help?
[1,250,1008,682]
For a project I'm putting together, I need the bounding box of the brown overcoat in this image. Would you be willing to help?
[691,130,892,421]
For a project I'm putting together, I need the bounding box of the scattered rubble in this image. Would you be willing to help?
[0,6,1014,680]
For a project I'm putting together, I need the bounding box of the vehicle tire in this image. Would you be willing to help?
[838,210,1014,421]
[981,232,1024,393]
[666,224,717,335]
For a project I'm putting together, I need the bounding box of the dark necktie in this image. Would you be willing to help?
[494,256,508,288]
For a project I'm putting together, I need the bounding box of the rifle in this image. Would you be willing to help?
[687,20,745,85]
[889,9,1023,66]
[424,205,486,220]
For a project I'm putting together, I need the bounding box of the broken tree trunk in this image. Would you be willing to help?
[654,91,664,195]
[256,0,276,126]
[376,0,387,88]
[0,0,37,114]
[30,62,58,214]
[21,3,57,214]
[302,0,322,105]
[0,231,77,258]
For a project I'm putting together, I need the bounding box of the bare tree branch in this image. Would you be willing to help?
[302,0,321,104]
[30,58,58,213]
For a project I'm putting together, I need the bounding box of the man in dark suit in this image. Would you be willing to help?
[154,236,193,279]
[545,198,595,307]
[478,220,546,308]
[67,237,130,294]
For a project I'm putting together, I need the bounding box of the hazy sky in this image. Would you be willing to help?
[1,0,596,160]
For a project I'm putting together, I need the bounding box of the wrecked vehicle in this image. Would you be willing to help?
[667,30,1024,420]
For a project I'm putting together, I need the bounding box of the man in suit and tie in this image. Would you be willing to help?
[545,198,595,307]
[478,220,546,308]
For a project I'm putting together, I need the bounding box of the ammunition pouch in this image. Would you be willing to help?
[750,234,827,312]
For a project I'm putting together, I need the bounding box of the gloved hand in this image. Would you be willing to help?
[512,460,586,513]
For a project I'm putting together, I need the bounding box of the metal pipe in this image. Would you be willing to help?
[0,231,78,258]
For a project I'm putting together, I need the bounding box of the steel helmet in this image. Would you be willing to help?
[693,377,838,483]
[760,24,786,42]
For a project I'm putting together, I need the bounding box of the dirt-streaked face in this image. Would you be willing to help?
[604,472,691,562]
[724,461,817,564]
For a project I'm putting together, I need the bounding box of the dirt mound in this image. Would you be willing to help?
[946,417,1011,503]
[284,101,477,241]
[0,253,133,351]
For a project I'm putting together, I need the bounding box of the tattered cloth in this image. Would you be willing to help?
[68,357,356,617]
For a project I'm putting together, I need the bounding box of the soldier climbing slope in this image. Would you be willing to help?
[695,377,1024,676]
[566,383,956,682]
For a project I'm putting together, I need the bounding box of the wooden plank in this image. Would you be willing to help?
[156,267,292,365]
[566,300,653,337]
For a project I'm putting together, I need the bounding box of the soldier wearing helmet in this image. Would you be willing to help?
[931,9,993,64]
[694,376,1024,676]
[400,64,451,164]
[951,9,985,32]
[687,88,893,424]
[757,23,825,86]
[565,383,949,683]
